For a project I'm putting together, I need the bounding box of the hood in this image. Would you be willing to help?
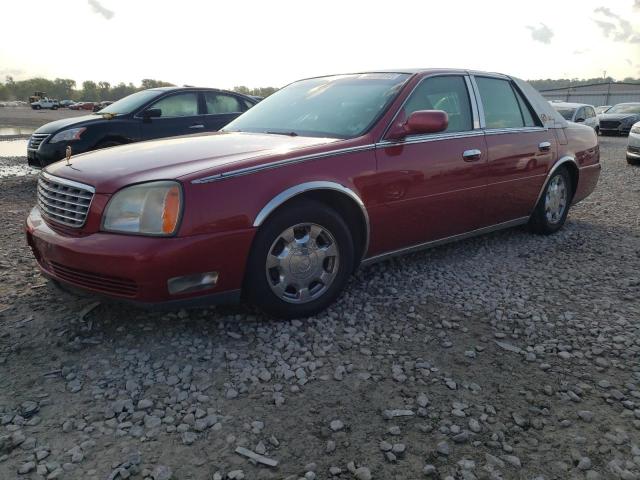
[34,114,114,134]
[45,132,340,193]
[599,113,640,122]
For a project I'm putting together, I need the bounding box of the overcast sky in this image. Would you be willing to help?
[1,0,639,89]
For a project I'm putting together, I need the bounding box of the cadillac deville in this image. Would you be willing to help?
[26,69,601,318]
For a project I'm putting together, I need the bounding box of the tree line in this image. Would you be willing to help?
[2,75,638,102]
[528,77,640,91]
[0,76,279,102]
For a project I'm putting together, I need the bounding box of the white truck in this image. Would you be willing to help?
[30,98,59,110]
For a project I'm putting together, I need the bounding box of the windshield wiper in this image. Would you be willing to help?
[266,130,298,136]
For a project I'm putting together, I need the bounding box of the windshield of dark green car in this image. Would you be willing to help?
[223,73,411,139]
[98,89,162,115]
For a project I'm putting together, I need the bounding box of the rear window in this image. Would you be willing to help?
[476,77,526,129]
[554,107,577,121]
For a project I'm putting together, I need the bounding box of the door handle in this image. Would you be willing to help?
[462,149,482,161]
[538,141,551,152]
[189,124,205,129]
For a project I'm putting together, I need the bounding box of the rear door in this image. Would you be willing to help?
[373,74,488,252]
[472,75,555,225]
[139,91,203,140]
[201,92,249,131]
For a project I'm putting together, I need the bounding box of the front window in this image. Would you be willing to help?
[148,93,199,117]
[98,90,160,115]
[607,104,640,114]
[402,75,472,133]
[223,73,410,139]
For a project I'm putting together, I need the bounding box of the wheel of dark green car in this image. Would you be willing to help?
[245,199,354,319]
[529,166,573,235]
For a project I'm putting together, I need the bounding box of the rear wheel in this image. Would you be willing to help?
[528,167,573,235]
[245,200,354,319]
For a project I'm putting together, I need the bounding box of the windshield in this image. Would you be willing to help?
[98,89,161,115]
[553,106,576,120]
[607,103,640,114]
[223,73,410,139]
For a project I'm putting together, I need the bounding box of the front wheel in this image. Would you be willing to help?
[628,155,640,165]
[245,200,354,319]
[528,167,573,235]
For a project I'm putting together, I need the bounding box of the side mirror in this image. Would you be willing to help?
[143,108,162,119]
[575,118,585,123]
[388,110,448,140]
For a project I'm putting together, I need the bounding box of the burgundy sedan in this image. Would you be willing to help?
[26,69,600,318]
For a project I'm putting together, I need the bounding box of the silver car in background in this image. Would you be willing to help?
[550,101,600,133]
[627,122,640,165]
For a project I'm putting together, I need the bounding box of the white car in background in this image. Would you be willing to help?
[627,121,640,165]
[550,101,599,133]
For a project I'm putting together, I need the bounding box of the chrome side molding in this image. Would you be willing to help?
[191,144,376,184]
[361,217,529,266]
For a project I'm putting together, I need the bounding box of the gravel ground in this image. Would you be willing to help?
[0,136,639,480]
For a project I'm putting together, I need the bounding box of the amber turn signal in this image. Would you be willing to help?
[162,186,181,234]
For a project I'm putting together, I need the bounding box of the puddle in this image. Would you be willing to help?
[0,139,28,156]
[0,126,35,136]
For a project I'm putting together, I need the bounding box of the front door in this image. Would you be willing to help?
[473,76,555,225]
[139,91,204,140]
[373,75,488,253]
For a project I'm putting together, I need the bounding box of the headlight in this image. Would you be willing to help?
[102,181,182,236]
[622,117,639,126]
[49,127,86,143]
[632,125,640,135]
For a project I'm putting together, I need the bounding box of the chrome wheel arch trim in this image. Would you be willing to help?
[253,181,371,261]
[532,155,579,210]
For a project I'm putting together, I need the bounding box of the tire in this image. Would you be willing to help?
[628,155,640,165]
[244,199,354,319]
[528,166,573,235]
[34,105,41,110]
[595,126,599,135]
[52,105,58,110]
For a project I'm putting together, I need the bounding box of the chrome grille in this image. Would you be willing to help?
[28,133,50,150]
[37,172,95,228]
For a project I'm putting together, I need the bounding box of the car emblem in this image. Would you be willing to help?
[65,146,72,166]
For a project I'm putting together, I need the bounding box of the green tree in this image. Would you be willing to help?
[81,80,98,101]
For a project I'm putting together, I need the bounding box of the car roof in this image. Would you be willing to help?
[298,68,512,81]
[147,86,254,99]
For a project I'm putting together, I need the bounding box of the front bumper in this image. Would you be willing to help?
[627,133,640,159]
[600,125,633,135]
[25,207,255,307]
[28,142,68,168]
